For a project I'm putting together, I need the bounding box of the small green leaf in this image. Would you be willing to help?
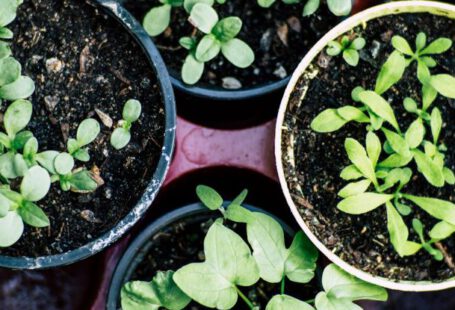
[392,35,413,55]
[188,3,218,34]
[382,128,410,157]
[54,152,74,175]
[422,84,438,111]
[351,86,364,102]
[344,138,377,184]
[351,37,366,50]
[0,42,12,60]
[123,99,142,123]
[302,0,320,16]
[340,165,362,180]
[342,49,359,67]
[415,32,427,51]
[443,167,455,185]
[195,34,221,62]
[378,153,413,168]
[0,151,17,179]
[0,194,11,217]
[430,107,442,144]
[338,193,393,214]
[266,295,314,310]
[359,91,399,131]
[196,185,223,210]
[18,201,49,228]
[73,148,90,162]
[405,118,425,149]
[366,131,381,167]
[68,169,98,192]
[403,97,417,112]
[327,0,351,16]
[213,17,242,42]
[404,194,455,226]
[183,0,213,13]
[311,109,347,133]
[13,154,28,177]
[110,127,131,150]
[429,221,455,240]
[0,211,23,247]
[0,57,20,86]
[0,76,35,101]
[77,118,100,147]
[420,37,452,55]
[20,166,50,202]
[4,99,32,137]
[181,54,204,85]
[337,106,369,123]
[430,74,455,99]
[221,38,254,68]
[36,150,59,174]
[412,149,444,187]
[338,179,371,198]
[375,51,406,95]
[143,4,172,37]
[326,41,342,56]
[284,231,318,283]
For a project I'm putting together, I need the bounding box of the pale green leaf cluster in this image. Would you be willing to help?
[326,35,366,66]
[311,32,455,259]
[258,0,352,17]
[110,99,142,150]
[121,186,387,310]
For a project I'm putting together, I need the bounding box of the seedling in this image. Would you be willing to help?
[67,118,100,161]
[326,35,366,66]
[258,0,352,17]
[0,166,50,247]
[181,3,254,85]
[311,32,455,259]
[0,57,35,103]
[110,99,142,150]
[121,186,388,310]
[0,0,22,42]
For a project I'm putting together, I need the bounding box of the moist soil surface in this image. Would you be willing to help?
[122,0,340,90]
[0,0,165,257]
[124,212,320,309]
[281,13,455,282]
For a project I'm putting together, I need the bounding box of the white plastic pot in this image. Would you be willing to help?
[275,1,455,292]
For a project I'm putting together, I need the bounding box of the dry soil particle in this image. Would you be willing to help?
[281,13,455,282]
[0,0,165,257]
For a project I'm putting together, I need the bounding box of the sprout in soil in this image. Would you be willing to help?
[120,186,388,310]
[0,56,35,103]
[311,32,455,260]
[0,0,22,43]
[326,35,366,66]
[67,118,100,162]
[110,99,142,150]
[258,0,352,17]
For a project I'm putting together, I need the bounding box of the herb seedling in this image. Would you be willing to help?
[311,32,455,259]
[0,0,22,42]
[121,186,388,310]
[67,118,100,161]
[326,35,366,66]
[110,99,142,150]
[0,57,35,103]
[258,0,352,16]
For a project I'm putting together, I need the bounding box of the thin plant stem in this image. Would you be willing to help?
[235,286,255,309]
[281,276,285,295]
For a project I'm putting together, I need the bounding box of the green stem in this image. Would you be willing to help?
[280,276,285,295]
[304,298,315,304]
[235,286,254,309]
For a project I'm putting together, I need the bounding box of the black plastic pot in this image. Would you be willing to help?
[0,0,176,270]
[106,203,295,310]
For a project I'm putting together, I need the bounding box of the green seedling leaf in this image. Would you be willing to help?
[110,128,131,150]
[196,184,223,210]
[0,152,17,179]
[343,49,359,67]
[23,137,38,159]
[20,166,50,202]
[430,107,442,144]
[54,152,74,175]
[189,3,218,34]
[375,51,406,95]
[221,38,254,68]
[173,222,259,309]
[405,118,425,149]
[13,153,28,177]
[73,148,90,162]
[404,194,455,226]
[0,0,18,28]
[123,99,142,123]
[121,271,191,310]
[420,37,452,55]
[429,221,455,240]
[0,76,35,101]
[338,192,393,214]
[36,150,59,174]
[415,32,427,51]
[195,34,221,62]
[213,17,242,42]
[284,231,318,283]
[422,84,438,111]
[430,74,455,99]
[77,118,100,147]
[391,35,413,56]
[327,0,351,16]
[403,97,417,113]
[18,201,49,228]
[378,152,413,168]
[0,42,12,60]
[359,91,399,131]
[352,37,366,50]
[412,149,444,187]
[311,109,347,133]
[266,295,314,310]
[182,54,204,85]
[340,165,363,180]
[366,131,381,167]
[184,0,214,13]
[0,211,23,247]
[443,167,455,185]
[338,179,371,198]
[382,128,410,157]
[68,169,98,192]
[326,41,342,56]
[0,57,20,86]
[344,138,377,184]
[4,99,32,137]
[386,202,421,257]
[302,0,320,16]
[337,106,369,123]
[0,194,12,217]
[143,4,172,37]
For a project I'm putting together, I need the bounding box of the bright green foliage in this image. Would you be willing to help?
[0,0,22,42]
[258,0,352,17]
[67,118,100,161]
[311,32,455,259]
[121,186,387,310]
[326,36,366,66]
[110,99,142,150]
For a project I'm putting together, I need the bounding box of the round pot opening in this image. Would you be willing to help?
[0,0,175,269]
[276,1,455,291]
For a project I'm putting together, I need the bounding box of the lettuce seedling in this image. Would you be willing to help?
[67,118,100,161]
[110,99,142,150]
[0,56,35,103]
[0,0,22,42]
[179,36,205,85]
[121,186,388,310]
[183,3,254,84]
[258,0,352,16]
[326,35,366,66]
[0,166,50,247]
[143,0,225,37]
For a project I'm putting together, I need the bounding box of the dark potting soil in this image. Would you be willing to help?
[127,214,319,309]
[281,13,455,281]
[0,0,165,257]
[122,0,340,90]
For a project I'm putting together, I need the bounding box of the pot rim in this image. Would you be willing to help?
[106,202,295,309]
[0,0,176,270]
[275,0,455,292]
